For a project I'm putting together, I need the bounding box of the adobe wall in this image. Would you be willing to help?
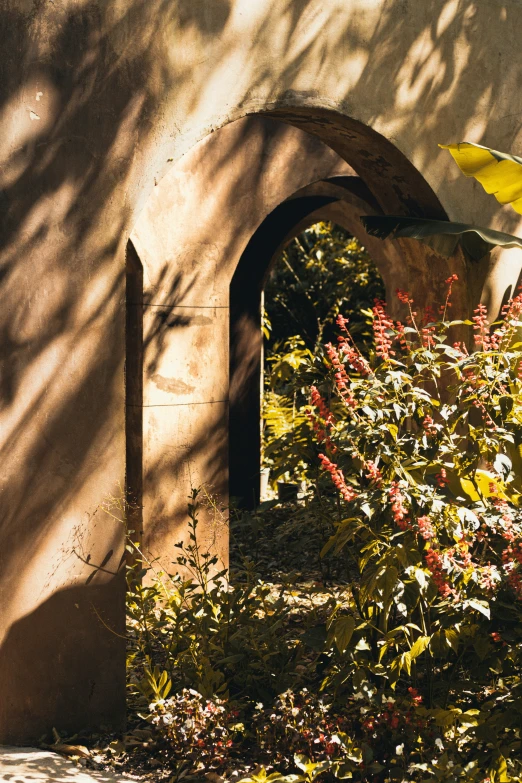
[1,0,522,743]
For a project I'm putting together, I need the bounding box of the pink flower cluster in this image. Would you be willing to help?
[489,290,522,350]
[389,481,409,530]
[318,453,357,502]
[336,314,371,375]
[397,290,413,305]
[439,274,458,318]
[435,468,449,487]
[421,305,436,348]
[425,548,455,598]
[395,320,408,351]
[364,459,382,487]
[417,515,435,540]
[472,303,490,350]
[372,300,395,360]
[310,385,333,424]
[309,386,335,447]
[325,343,357,408]
[422,415,437,436]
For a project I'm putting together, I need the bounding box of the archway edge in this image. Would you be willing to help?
[135,101,449,235]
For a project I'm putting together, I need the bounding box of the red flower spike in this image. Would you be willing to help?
[318,453,357,502]
[372,299,395,360]
[423,415,437,436]
[395,320,408,351]
[472,303,491,350]
[436,468,449,487]
[364,460,382,487]
[324,345,358,407]
[397,289,413,305]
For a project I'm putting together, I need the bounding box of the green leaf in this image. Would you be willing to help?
[409,635,431,660]
[381,565,399,605]
[361,215,522,262]
[301,624,327,652]
[494,452,512,479]
[445,628,460,653]
[333,734,363,763]
[333,616,356,654]
[294,755,330,781]
[330,762,354,779]
[487,754,510,783]
[466,598,491,619]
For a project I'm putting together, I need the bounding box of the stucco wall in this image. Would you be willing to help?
[1,0,522,742]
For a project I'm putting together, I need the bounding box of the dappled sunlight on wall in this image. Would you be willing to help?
[1,0,521,741]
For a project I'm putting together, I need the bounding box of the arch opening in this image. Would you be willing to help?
[127,109,463,572]
[260,220,385,504]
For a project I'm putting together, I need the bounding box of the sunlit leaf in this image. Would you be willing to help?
[460,469,508,502]
[465,598,490,619]
[409,635,431,660]
[440,141,522,214]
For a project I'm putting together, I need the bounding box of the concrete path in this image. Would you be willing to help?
[0,747,134,782]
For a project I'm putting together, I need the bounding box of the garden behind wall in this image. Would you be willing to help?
[1,0,522,744]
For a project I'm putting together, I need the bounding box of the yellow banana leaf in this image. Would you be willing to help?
[440,142,522,214]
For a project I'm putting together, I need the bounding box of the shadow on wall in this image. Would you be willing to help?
[0,576,126,743]
[1,0,519,590]
[0,0,521,740]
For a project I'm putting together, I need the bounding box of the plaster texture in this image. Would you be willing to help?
[1,0,522,743]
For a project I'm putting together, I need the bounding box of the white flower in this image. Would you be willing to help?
[396,744,404,756]
[435,738,444,751]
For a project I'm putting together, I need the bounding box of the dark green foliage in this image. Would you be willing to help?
[262,222,384,483]
[264,221,384,355]
[361,214,522,262]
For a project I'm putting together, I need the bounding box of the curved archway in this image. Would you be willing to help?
[128,109,465,571]
[229,181,392,509]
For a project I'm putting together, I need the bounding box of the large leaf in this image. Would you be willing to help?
[440,142,522,214]
[332,615,356,654]
[361,215,522,262]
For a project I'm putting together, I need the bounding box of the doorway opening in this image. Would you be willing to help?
[261,220,385,503]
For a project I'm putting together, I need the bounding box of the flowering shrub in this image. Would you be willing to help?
[307,279,522,780]
[252,690,388,781]
[147,689,239,768]
[262,222,385,486]
[253,689,350,765]
[124,275,522,781]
